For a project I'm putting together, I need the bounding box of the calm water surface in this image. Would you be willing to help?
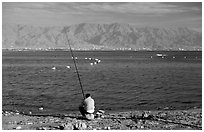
[2,51,202,114]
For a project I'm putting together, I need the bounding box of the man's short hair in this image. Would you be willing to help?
[85,93,91,98]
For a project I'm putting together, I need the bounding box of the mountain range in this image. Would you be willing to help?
[2,23,202,51]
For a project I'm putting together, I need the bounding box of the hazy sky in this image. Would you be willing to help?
[2,2,202,32]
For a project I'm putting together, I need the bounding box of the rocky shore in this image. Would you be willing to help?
[2,108,202,130]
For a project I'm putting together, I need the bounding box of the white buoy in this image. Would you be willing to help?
[90,63,94,66]
[85,58,87,60]
[66,66,71,69]
[75,57,78,60]
[39,107,44,111]
[89,58,92,60]
[98,60,101,63]
[29,111,32,115]
[94,62,97,65]
[184,56,187,59]
[52,67,56,70]
[95,58,99,61]
[173,56,175,59]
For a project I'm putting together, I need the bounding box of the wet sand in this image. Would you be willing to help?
[2,108,202,130]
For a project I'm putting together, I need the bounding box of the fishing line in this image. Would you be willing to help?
[64,32,85,99]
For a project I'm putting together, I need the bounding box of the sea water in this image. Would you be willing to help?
[2,51,202,115]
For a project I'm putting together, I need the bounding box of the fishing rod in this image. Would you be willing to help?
[65,32,85,99]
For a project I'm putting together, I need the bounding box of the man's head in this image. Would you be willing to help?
[85,93,91,98]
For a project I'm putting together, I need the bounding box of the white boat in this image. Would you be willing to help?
[156,53,167,57]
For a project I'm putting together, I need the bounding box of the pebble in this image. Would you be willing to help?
[81,123,87,129]
[144,112,149,118]
[41,127,48,130]
[57,125,64,130]
[27,122,33,125]
[137,124,141,129]
[136,112,144,118]
[64,123,74,130]
[96,112,102,115]
[74,122,87,130]
[55,119,60,122]
[98,110,105,114]
[17,121,25,125]
[160,113,167,118]
[37,127,43,130]
[87,125,92,129]
[15,126,22,129]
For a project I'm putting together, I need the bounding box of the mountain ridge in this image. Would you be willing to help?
[2,23,202,51]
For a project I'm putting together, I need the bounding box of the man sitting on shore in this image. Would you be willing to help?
[79,93,95,120]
